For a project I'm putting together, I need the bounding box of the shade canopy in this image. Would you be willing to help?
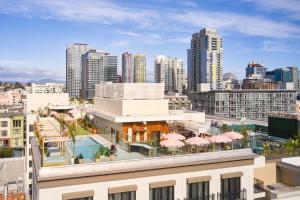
[222,131,244,140]
[208,135,232,143]
[163,133,186,140]
[185,137,210,146]
[160,139,185,147]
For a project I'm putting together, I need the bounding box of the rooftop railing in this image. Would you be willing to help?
[254,178,264,194]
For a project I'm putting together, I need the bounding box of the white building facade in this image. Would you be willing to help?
[26,83,65,94]
[155,55,186,94]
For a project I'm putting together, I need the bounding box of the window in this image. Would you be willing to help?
[1,130,7,137]
[1,121,8,127]
[150,186,174,200]
[108,191,136,200]
[13,120,21,128]
[29,124,34,132]
[187,181,209,200]
[220,177,241,200]
[29,160,32,168]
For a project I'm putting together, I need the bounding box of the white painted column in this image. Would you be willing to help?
[136,181,149,200]
[210,171,220,198]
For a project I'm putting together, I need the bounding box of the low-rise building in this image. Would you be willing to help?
[0,90,22,105]
[0,105,24,148]
[165,93,191,110]
[25,83,65,94]
[190,89,297,121]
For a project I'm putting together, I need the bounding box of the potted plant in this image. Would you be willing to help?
[100,147,110,162]
[74,156,79,164]
[78,153,84,164]
[94,151,101,163]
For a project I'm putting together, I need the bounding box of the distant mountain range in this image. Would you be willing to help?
[27,78,65,84]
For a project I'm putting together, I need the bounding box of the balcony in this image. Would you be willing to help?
[184,194,215,200]
[217,189,247,200]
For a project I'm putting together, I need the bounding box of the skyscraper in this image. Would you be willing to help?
[188,28,223,91]
[122,52,134,83]
[81,49,118,99]
[134,54,146,83]
[246,61,266,79]
[66,43,90,97]
[154,55,186,94]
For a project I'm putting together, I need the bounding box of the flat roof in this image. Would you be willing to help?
[34,147,257,182]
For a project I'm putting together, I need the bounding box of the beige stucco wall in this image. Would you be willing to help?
[26,93,69,112]
[254,162,277,186]
[95,83,164,100]
[38,164,255,200]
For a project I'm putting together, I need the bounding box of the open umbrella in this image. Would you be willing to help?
[222,131,244,140]
[185,137,210,146]
[163,132,186,140]
[160,139,185,147]
[208,135,232,143]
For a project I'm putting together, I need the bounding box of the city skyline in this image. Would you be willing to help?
[0,0,300,82]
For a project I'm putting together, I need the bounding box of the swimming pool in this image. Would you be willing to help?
[67,136,103,161]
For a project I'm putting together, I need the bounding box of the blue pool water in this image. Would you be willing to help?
[67,137,103,160]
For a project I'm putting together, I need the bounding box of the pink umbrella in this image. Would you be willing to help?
[163,133,186,140]
[160,139,185,147]
[208,135,232,143]
[185,137,210,146]
[222,131,244,140]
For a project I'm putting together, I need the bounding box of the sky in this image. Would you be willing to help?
[0,0,300,82]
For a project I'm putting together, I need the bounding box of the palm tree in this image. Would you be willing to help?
[67,122,77,157]
[78,98,85,119]
[57,114,66,135]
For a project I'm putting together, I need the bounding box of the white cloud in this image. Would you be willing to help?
[0,0,299,39]
[244,0,300,20]
[116,30,141,37]
[261,40,300,53]
[0,66,65,81]
[0,0,157,24]
[172,10,300,38]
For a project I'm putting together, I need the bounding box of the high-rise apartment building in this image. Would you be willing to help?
[188,28,223,91]
[81,50,118,99]
[134,54,146,83]
[66,43,90,97]
[122,52,134,83]
[154,55,186,93]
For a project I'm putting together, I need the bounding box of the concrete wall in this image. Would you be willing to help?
[95,83,164,100]
[94,98,169,116]
[254,162,277,186]
[277,164,300,186]
[38,164,255,200]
